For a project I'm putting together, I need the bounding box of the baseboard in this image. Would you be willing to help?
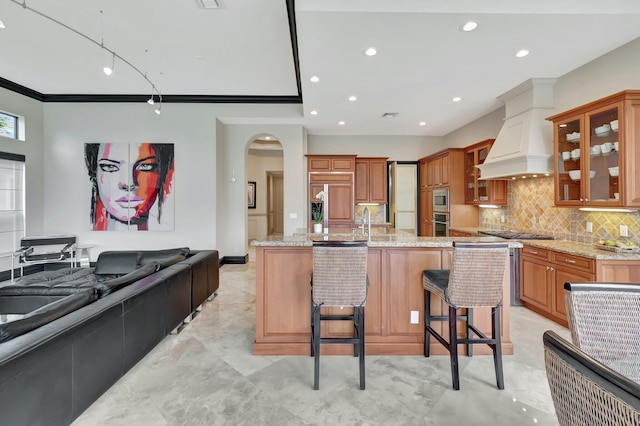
[220,254,248,265]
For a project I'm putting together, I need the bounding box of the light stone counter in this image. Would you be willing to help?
[251,233,523,248]
[448,226,640,260]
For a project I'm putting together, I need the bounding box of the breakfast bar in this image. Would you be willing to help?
[252,232,522,356]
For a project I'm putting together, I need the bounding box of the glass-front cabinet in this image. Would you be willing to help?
[464,139,507,206]
[548,91,640,208]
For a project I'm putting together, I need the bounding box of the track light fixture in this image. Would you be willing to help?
[8,0,163,115]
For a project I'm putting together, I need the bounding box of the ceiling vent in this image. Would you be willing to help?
[199,0,220,9]
[382,112,399,118]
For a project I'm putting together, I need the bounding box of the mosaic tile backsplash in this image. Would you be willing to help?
[479,176,640,243]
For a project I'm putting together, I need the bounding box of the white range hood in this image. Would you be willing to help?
[477,78,556,180]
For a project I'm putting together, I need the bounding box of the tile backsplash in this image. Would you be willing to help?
[479,176,640,243]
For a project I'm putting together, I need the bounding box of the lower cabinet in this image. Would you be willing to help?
[449,230,472,237]
[520,246,595,327]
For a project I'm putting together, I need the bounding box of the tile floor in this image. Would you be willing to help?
[72,248,570,425]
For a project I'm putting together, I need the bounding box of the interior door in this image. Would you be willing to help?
[391,162,418,234]
[267,172,284,235]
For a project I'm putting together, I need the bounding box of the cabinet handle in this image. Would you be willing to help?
[565,259,576,264]
[529,250,538,255]
[549,267,554,271]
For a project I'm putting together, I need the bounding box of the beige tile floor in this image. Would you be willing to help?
[72,248,570,425]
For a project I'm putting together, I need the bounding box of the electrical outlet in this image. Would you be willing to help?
[500,214,505,223]
[289,213,297,219]
[410,310,419,324]
[620,225,629,237]
[586,222,593,233]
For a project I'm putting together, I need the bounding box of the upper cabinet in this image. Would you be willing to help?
[547,91,640,208]
[307,155,356,172]
[423,152,449,188]
[464,139,508,206]
[355,157,388,203]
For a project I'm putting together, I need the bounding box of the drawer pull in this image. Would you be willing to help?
[565,259,576,264]
[530,250,538,255]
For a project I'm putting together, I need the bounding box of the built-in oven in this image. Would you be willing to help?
[433,188,449,213]
[433,212,449,237]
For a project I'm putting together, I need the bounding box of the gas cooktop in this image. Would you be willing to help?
[479,230,554,240]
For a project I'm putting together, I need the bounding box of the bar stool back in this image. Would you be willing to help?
[423,241,508,390]
[311,241,368,390]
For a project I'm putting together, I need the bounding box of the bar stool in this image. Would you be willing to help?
[423,241,508,390]
[310,241,368,390]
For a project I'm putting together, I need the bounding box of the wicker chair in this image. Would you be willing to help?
[423,241,508,390]
[544,330,640,426]
[564,282,640,384]
[310,241,368,390]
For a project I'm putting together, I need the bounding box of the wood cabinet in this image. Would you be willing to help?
[307,155,356,172]
[547,91,640,207]
[309,172,354,229]
[418,149,477,236]
[355,157,388,203]
[464,139,508,206]
[254,245,513,356]
[449,230,472,237]
[520,246,596,327]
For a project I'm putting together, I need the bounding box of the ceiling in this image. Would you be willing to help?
[2,0,640,136]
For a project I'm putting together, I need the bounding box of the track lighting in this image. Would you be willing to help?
[9,0,162,114]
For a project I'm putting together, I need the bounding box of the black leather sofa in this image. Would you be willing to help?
[0,248,219,426]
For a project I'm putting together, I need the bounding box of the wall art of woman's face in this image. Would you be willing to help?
[96,143,161,223]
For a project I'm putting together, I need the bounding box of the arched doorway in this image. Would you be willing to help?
[247,136,283,245]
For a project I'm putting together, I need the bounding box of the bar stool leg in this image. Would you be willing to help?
[353,308,359,357]
[313,305,321,390]
[359,307,365,390]
[424,289,431,357]
[492,306,505,389]
[466,308,474,357]
[449,305,460,390]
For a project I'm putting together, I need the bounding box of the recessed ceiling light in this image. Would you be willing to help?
[0,20,5,29]
[452,97,462,102]
[364,47,377,56]
[460,21,478,32]
[419,122,426,126]
[348,96,357,102]
[338,121,346,126]
[310,76,320,83]
[310,110,318,115]
[515,49,530,58]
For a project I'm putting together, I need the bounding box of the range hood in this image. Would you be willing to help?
[477,78,556,180]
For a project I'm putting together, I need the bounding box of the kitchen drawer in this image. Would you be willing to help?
[552,252,595,274]
[309,172,353,183]
[521,245,550,260]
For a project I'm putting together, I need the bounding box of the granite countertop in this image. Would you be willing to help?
[251,232,523,248]
[448,226,640,261]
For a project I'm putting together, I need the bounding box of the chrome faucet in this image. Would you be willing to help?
[361,206,371,236]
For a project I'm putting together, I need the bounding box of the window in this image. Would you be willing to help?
[0,152,26,273]
[0,111,18,139]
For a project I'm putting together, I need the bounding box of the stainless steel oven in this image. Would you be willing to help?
[433,212,449,237]
[433,188,449,213]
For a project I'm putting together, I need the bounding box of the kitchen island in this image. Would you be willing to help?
[252,232,522,356]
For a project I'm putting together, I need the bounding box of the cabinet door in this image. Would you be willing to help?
[354,160,369,203]
[369,159,388,203]
[552,266,594,324]
[465,150,476,203]
[488,180,508,205]
[520,256,552,312]
[584,103,621,206]
[426,159,435,187]
[554,115,584,205]
[425,189,433,236]
[331,157,355,171]
[327,183,354,223]
[419,161,428,189]
[440,155,450,186]
[308,157,331,172]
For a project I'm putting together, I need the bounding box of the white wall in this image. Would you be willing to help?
[0,87,45,237]
[307,135,445,160]
[443,107,505,148]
